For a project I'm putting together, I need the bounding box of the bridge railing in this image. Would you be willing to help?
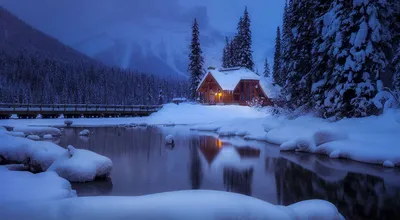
[0,103,162,113]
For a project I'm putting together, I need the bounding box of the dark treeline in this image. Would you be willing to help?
[272,0,400,118]
[0,51,189,105]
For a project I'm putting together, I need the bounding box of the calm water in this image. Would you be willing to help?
[56,126,400,220]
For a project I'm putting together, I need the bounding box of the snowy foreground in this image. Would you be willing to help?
[0,168,344,220]
[1,103,400,167]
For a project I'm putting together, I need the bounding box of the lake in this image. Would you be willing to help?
[57,126,400,220]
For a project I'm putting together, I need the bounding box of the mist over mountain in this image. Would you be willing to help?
[0,0,284,77]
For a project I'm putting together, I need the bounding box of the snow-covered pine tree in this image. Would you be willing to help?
[393,47,400,94]
[263,58,271,78]
[280,0,293,85]
[273,26,282,85]
[237,7,254,70]
[309,0,336,113]
[188,18,204,100]
[222,37,231,68]
[283,0,317,108]
[324,0,393,117]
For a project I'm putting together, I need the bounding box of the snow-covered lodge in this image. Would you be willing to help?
[197,67,278,106]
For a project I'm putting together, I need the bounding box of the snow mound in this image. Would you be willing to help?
[286,199,345,220]
[79,129,90,136]
[27,135,41,141]
[0,135,65,172]
[165,134,174,145]
[43,134,53,139]
[13,126,62,137]
[7,131,25,138]
[0,190,344,220]
[48,146,113,182]
[0,166,76,203]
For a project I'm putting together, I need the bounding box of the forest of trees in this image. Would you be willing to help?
[272,0,400,118]
[0,8,188,105]
[0,51,188,105]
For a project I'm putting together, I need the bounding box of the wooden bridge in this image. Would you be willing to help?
[0,103,162,119]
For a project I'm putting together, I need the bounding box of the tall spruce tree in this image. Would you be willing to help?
[263,58,271,78]
[283,0,317,108]
[393,47,400,94]
[188,18,204,100]
[273,26,282,85]
[222,37,231,68]
[237,7,254,70]
[320,0,393,117]
[281,0,293,85]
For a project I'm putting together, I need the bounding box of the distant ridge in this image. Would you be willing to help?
[0,7,96,63]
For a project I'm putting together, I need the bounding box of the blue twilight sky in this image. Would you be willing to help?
[0,0,285,74]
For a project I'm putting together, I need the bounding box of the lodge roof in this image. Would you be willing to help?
[197,67,281,99]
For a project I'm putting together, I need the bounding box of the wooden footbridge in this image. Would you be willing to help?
[0,103,162,119]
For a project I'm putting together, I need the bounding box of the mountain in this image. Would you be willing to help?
[0,7,94,63]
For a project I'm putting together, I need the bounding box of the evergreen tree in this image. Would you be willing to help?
[320,0,393,117]
[188,18,204,100]
[394,47,400,94]
[237,7,254,70]
[281,0,293,84]
[222,37,230,68]
[283,0,317,108]
[273,26,282,85]
[263,58,271,78]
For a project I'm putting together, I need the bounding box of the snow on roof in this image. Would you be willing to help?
[197,67,281,99]
[198,67,260,91]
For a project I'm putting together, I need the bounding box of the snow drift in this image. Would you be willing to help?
[0,190,344,220]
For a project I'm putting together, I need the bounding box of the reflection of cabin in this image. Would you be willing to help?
[198,137,260,165]
[197,67,274,106]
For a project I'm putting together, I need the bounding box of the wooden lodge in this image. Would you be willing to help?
[196,67,274,106]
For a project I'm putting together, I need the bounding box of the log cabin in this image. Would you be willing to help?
[196,67,275,106]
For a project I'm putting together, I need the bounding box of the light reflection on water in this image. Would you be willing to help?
[58,126,400,220]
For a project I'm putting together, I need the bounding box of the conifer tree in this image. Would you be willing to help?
[281,0,293,83]
[273,26,282,85]
[237,7,254,70]
[188,18,204,100]
[263,58,271,78]
[222,37,230,68]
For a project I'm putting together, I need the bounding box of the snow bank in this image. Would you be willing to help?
[0,166,76,203]
[79,129,90,136]
[148,103,266,125]
[13,126,62,137]
[48,146,113,182]
[0,190,343,220]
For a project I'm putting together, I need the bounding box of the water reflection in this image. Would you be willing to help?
[58,127,400,220]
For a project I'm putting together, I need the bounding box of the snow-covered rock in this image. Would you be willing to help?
[48,146,113,182]
[0,166,76,203]
[27,135,41,141]
[64,120,73,127]
[13,126,62,137]
[0,135,65,172]
[0,190,344,220]
[6,131,25,138]
[43,134,53,139]
[79,129,90,136]
[165,134,174,145]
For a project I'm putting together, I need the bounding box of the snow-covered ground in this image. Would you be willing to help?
[0,166,76,203]
[1,103,400,168]
[0,189,344,220]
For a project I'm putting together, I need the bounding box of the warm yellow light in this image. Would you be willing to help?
[217,139,223,148]
[218,93,222,97]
